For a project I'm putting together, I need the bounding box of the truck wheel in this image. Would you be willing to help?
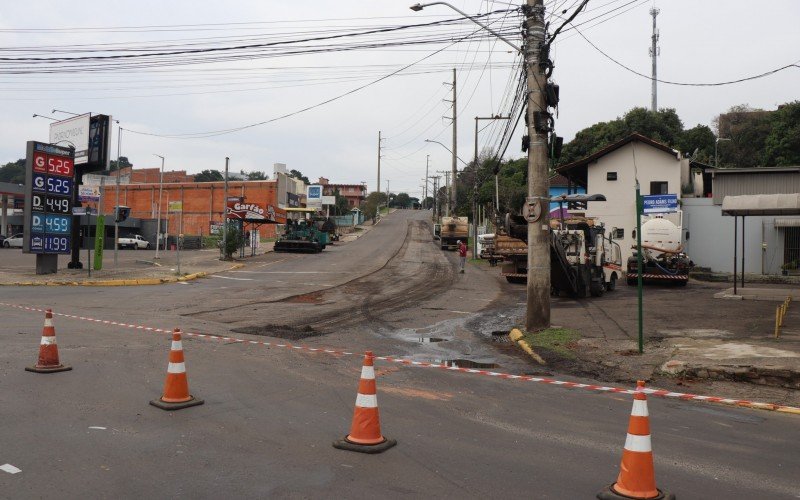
[590,280,605,297]
[606,274,617,291]
[626,277,637,286]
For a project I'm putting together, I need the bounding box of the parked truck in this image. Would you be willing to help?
[626,216,693,286]
[117,234,150,250]
[439,216,469,250]
[494,194,622,297]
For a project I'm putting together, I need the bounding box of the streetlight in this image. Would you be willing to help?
[153,154,165,259]
[425,139,468,217]
[32,114,58,121]
[424,139,469,166]
[715,137,731,167]
[410,3,521,52]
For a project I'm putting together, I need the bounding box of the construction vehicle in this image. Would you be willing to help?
[439,216,469,250]
[495,194,622,297]
[274,219,328,253]
[627,216,693,286]
[312,216,339,243]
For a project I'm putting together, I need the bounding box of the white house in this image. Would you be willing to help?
[557,133,687,264]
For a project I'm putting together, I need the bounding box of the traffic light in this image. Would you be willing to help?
[114,206,130,223]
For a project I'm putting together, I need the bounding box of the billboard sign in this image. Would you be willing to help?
[226,200,286,223]
[642,194,678,214]
[168,200,183,212]
[49,113,91,165]
[307,184,322,208]
[321,195,336,206]
[23,141,75,254]
[78,185,101,202]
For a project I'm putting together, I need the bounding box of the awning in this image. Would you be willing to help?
[775,218,800,227]
[721,193,800,216]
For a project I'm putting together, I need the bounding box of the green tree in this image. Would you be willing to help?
[109,156,132,171]
[714,104,772,168]
[394,192,411,208]
[246,170,268,180]
[0,159,25,184]
[361,191,387,219]
[333,188,350,215]
[194,169,224,182]
[763,101,800,166]
[289,169,310,184]
[678,125,716,164]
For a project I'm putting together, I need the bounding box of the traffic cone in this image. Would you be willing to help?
[598,381,674,500]
[25,309,71,373]
[333,351,396,453]
[150,329,204,411]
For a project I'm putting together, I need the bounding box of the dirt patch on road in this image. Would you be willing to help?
[230,323,322,341]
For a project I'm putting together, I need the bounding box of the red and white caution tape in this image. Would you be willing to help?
[1,302,797,415]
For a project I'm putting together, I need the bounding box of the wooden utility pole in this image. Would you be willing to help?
[377,131,383,218]
[425,154,429,208]
[525,0,551,332]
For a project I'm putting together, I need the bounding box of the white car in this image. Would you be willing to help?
[117,234,151,250]
[2,233,24,248]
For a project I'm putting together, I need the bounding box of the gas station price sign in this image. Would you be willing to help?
[23,141,76,254]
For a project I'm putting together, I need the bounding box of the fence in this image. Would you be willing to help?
[332,212,365,227]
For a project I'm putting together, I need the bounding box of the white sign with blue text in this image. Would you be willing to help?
[642,194,678,214]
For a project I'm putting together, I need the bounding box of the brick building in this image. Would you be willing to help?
[130,167,195,184]
[99,180,281,237]
[317,177,366,208]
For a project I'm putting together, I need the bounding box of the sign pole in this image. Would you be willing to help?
[636,182,644,354]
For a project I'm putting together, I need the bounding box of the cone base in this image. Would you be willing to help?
[333,436,396,454]
[25,364,72,374]
[149,396,204,411]
[597,484,674,500]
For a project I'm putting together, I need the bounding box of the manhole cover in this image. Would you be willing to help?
[435,359,499,369]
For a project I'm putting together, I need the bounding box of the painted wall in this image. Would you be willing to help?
[682,197,800,275]
[584,142,682,263]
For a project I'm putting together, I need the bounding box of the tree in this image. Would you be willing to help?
[194,169,224,182]
[394,192,411,208]
[246,170,268,181]
[0,159,25,184]
[289,169,310,185]
[361,191,387,219]
[333,188,350,215]
[678,125,716,164]
[714,104,772,168]
[763,101,800,167]
[109,156,132,171]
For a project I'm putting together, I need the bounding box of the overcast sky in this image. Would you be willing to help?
[1,1,798,200]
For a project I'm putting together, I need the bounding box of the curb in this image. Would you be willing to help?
[509,328,547,365]
[2,262,245,287]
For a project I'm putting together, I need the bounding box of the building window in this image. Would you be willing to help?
[613,228,624,239]
[650,181,668,195]
[607,172,618,181]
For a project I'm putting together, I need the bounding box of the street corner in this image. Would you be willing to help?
[508,328,547,365]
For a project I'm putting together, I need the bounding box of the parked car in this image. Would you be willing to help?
[3,233,24,248]
[117,234,150,249]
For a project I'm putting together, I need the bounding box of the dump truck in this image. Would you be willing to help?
[439,216,469,250]
[494,194,622,297]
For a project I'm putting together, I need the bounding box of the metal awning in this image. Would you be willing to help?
[775,218,800,227]
[721,193,800,216]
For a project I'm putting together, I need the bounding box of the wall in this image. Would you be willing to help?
[712,170,800,205]
[585,142,682,263]
[682,197,800,275]
[100,180,279,237]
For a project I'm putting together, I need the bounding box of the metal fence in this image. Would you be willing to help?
[332,212,365,227]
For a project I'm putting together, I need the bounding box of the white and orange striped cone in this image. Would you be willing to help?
[150,329,204,411]
[333,351,396,453]
[598,381,674,500]
[25,309,71,373]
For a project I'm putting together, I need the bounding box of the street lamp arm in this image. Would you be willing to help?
[410,2,521,53]
[425,139,469,166]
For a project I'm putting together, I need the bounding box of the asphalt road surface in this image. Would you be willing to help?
[1,210,798,499]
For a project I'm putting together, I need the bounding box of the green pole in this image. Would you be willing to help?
[93,214,105,271]
[635,183,644,353]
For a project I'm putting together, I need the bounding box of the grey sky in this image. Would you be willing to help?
[1,1,798,200]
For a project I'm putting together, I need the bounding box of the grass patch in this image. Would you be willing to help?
[522,327,580,358]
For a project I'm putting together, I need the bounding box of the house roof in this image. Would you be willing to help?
[556,133,680,188]
[711,166,800,175]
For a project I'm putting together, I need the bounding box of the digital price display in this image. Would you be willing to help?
[24,141,75,255]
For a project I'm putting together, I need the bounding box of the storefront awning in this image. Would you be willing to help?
[721,194,800,216]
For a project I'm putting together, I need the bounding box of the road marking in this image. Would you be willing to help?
[210,275,253,281]
[257,258,289,268]
[231,271,349,274]
[1,301,798,415]
[0,464,21,474]
[89,426,107,430]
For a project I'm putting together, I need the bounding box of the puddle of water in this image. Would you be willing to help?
[417,337,446,343]
[435,359,500,369]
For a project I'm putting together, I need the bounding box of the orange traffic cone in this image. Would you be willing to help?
[333,351,396,453]
[598,381,674,500]
[25,309,71,373]
[150,329,204,411]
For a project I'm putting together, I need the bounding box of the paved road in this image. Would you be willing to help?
[1,210,798,498]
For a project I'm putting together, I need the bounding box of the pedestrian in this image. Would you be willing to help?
[458,239,467,273]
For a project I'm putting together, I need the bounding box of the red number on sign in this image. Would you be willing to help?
[33,152,47,173]
[46,156,73,177]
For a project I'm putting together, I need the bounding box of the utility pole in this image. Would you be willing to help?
[649,6,660,112]
[431,176,441,218]
[222,157,229,259]
[524,0,551,332]
[113,126,122,268]
[437,170,451,216]
[451,68,458,215]
[474,115,510,259]
[377,131,384,219]
[154,154,165,259]
[386,180,390,210]
[425,155,429,208]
